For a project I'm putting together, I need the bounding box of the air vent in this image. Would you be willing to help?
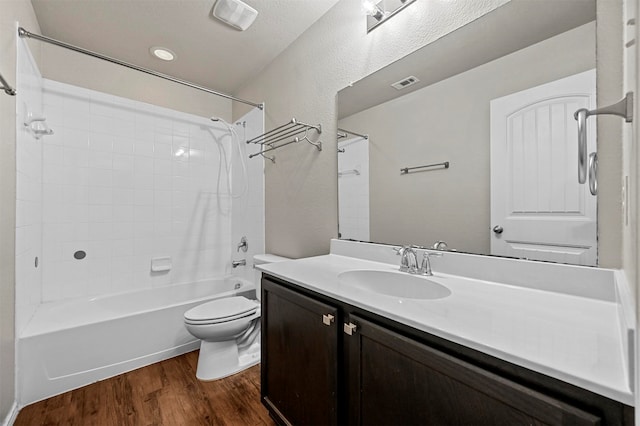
[391,76,420,90]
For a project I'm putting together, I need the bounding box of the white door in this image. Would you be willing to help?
[490,69,597,266]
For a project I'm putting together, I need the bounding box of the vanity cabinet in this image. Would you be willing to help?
[347,314,600,425]
[261,275,632,425]
[261,277,339,425]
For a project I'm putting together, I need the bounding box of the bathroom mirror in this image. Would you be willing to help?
[337,0,602,266]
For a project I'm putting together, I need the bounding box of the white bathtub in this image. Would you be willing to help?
[18,278,255,406]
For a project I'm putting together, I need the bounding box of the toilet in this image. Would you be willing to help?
[184,253,289,381]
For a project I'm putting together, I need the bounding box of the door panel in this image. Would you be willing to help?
[491,70,597,265]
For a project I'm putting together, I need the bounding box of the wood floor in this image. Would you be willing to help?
[15,351,276,426]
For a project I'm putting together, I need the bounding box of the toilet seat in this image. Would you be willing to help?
[184,296,258,325]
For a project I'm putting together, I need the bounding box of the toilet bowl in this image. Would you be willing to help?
[184,253,290,381]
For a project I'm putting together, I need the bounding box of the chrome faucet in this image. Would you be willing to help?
[419,252,443,276]
[232,259,246,268]
[394,246,419,274]
[432,240,448,251]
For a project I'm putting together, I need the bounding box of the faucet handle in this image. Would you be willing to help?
[419,251,443,276]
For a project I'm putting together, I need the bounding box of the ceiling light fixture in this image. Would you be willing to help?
[363,0,417,33]
[212,0,258,31]
[150,47,176,61]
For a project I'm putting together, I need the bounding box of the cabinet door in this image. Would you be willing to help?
[262,278,339,425]
[346,315,601,426]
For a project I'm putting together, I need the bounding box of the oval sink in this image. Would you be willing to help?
[337,270,451,300]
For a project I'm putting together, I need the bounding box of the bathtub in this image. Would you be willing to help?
[18,278,255,406]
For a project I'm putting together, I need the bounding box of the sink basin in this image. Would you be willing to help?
[337,270,451,300]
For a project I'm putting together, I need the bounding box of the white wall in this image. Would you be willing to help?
[234,0,511,258]
[0,1,40,422]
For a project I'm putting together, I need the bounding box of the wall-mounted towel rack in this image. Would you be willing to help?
[0,69,16,96]
[337,128,368,140]
[247,118,322,163]
[400,161,449,175]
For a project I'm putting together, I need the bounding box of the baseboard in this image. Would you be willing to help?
[1,401,19,426]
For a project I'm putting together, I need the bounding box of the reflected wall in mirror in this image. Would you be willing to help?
[337,0,600,266]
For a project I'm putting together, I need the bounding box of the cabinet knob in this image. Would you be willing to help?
[322,314,335,326]
[344,322,357,336]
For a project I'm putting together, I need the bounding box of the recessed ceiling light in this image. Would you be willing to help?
[150,47,176,61]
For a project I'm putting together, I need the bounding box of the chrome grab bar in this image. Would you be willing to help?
[574,92,633,184]
[588,152,598,196]
[575,108,588,184]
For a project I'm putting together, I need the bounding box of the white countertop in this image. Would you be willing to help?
[258,251,634,406]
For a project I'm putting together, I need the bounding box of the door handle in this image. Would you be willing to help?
[322,314,335,326]
[493,225,504,234]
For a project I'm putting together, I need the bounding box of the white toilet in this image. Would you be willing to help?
[184,253,289,381]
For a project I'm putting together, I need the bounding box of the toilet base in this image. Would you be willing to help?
[195,339,260,381]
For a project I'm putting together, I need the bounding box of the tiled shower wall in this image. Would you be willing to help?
[338,136,369,241]
[15,39,43,334]
[39,79,252,302]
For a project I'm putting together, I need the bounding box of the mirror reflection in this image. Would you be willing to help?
[337,0,598,266]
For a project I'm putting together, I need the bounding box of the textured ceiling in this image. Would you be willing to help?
[31,0,340,93]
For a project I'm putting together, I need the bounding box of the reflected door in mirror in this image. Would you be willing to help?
[490,70,597,266]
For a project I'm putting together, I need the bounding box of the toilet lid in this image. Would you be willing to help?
[184,296,258,323]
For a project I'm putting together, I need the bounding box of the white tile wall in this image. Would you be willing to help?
[15,39,44,335]
[39,80,262,302]
[338,137,370,241]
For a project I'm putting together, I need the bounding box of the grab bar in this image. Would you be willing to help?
[574,92,633,183]
[588,152,597,196]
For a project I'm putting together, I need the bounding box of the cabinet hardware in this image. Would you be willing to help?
[323,314,335,326]
[344,322,357,335]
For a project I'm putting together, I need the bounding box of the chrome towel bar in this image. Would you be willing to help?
[400,161,449,175]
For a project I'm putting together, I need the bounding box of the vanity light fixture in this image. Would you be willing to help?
[363,0,417,33]
[150,46,176,61]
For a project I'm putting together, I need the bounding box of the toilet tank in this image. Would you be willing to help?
[253,254,290,300]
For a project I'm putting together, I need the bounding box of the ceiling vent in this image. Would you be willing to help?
[391,76,420,90]
[212,0,258,31]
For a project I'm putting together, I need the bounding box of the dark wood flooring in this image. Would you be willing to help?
[15,351,275,426]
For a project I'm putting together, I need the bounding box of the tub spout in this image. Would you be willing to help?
[232,259,246,268]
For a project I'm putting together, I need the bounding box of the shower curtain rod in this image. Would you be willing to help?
[0,69,16,96]
[18,27,263,110]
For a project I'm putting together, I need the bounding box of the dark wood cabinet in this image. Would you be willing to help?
[261,274,632,425]
[346,314,600,426]
[261,278,339,425]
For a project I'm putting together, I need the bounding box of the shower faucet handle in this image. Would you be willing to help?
[237,236,248,252]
